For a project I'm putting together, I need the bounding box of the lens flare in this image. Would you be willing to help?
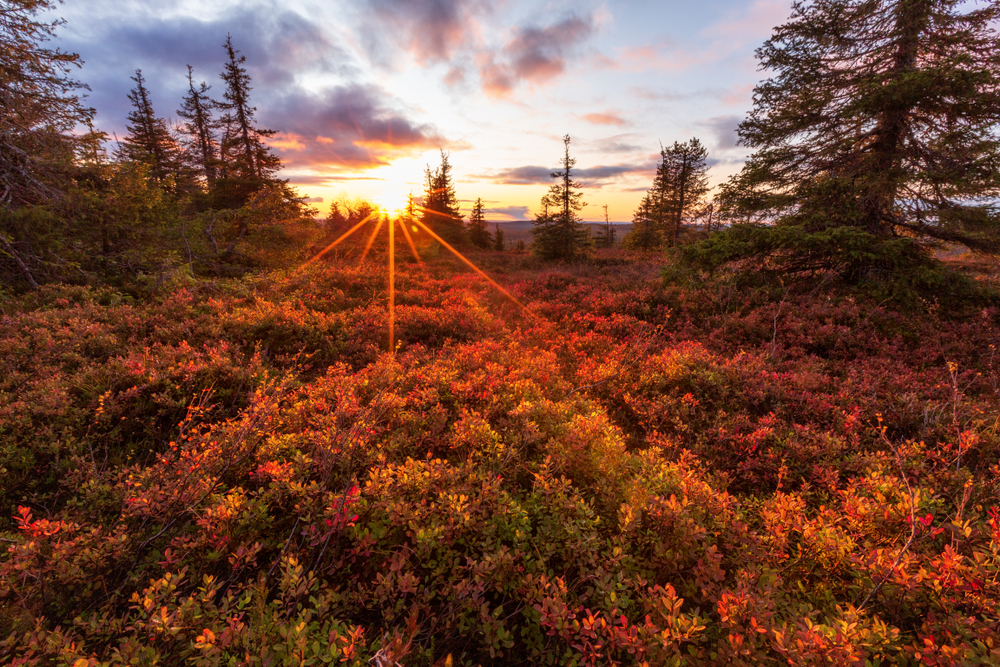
[297,202,534,354]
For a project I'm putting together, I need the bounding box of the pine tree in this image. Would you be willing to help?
[420,150,465,245]
[531,135,590,260]
[493,224,505,251]
[594,203,616,248]
[0,0,97,207]
[467,197,491,248]
[121,69,183,185]
[704,0,1000,276]
[177,65,219,184]
[655,138,710,246]
[217,34,280,184]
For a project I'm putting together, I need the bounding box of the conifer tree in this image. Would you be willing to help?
[467,197,491,248]
[531,135,590,260]
[121,69,182,185]
[177,65,219,184]
[623,194,661,250]
[656,138,710,246]
[594,203,616,248]
[420,150,465,245]
[698,0,1000,277]
[493,224,505,251]
[218,34,280,183]
[0,0,96,207]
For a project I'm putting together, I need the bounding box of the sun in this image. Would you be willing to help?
[372,188,410,215]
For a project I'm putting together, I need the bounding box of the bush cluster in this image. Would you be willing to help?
[2,252,1000,665]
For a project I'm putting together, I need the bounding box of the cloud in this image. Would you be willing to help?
[485,166,553,185]
[703,115,744,150]
[581,112,626,126]
[488,205,530,220]
[481,161,651,187]
[364,0,490,64]
[576,164,654,188]
[478,15,597,97]
[56,3,354,137]
[265,84,446,171]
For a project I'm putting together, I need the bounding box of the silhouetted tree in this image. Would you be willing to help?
[594,203,616,248]
[493,224,505,251]
[177,65,219,185]
[467,197,491,248]
[121,69,184,186]
[531,135,590,260]
[698,0,1000,278]
[421,150,465,245]
[214,34,281,207]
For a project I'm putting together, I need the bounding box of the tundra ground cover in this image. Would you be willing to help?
[2,249,1000,665]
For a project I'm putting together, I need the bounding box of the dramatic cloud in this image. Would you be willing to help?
[265,84,446,171]
[703,115,743,150]
[582,112,626,126]
[364,0,490,64]
[478,15,596,97]
[57,4,352,135]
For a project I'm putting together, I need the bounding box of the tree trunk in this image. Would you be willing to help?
[862,0,931,235]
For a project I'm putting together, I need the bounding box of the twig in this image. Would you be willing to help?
[857,419,918,613]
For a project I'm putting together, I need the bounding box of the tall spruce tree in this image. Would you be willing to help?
[656,138,710,246]
[218,34,280,185]
[0,0,96,207]
[699,0,1000,278]
[421,150,465,245]
[467,197,491,248]
[121,69,183,185]
[177,65,219,184]
[531,135,590,260]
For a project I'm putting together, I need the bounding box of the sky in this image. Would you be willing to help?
[46,0,794,222]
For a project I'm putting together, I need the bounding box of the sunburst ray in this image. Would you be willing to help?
[412,210,532,315]
[357,216,385,268]
[300,211,378,270]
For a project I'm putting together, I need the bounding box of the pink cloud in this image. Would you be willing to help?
[582,112,626,126]
[477,15,597,97]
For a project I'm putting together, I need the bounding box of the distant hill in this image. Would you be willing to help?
[487,220,633,247]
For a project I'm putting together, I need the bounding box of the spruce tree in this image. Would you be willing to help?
[700,0,1000,277]
[0,0,96,207]
[531,135,590,260]
[656,138,710,246]
[121,69,183,185]
[177,65,219,184]
[467,197,492,248]
[493,224,505,251]
[623,194,661,250]
[420,150,465,245]
[218,34,280,184]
